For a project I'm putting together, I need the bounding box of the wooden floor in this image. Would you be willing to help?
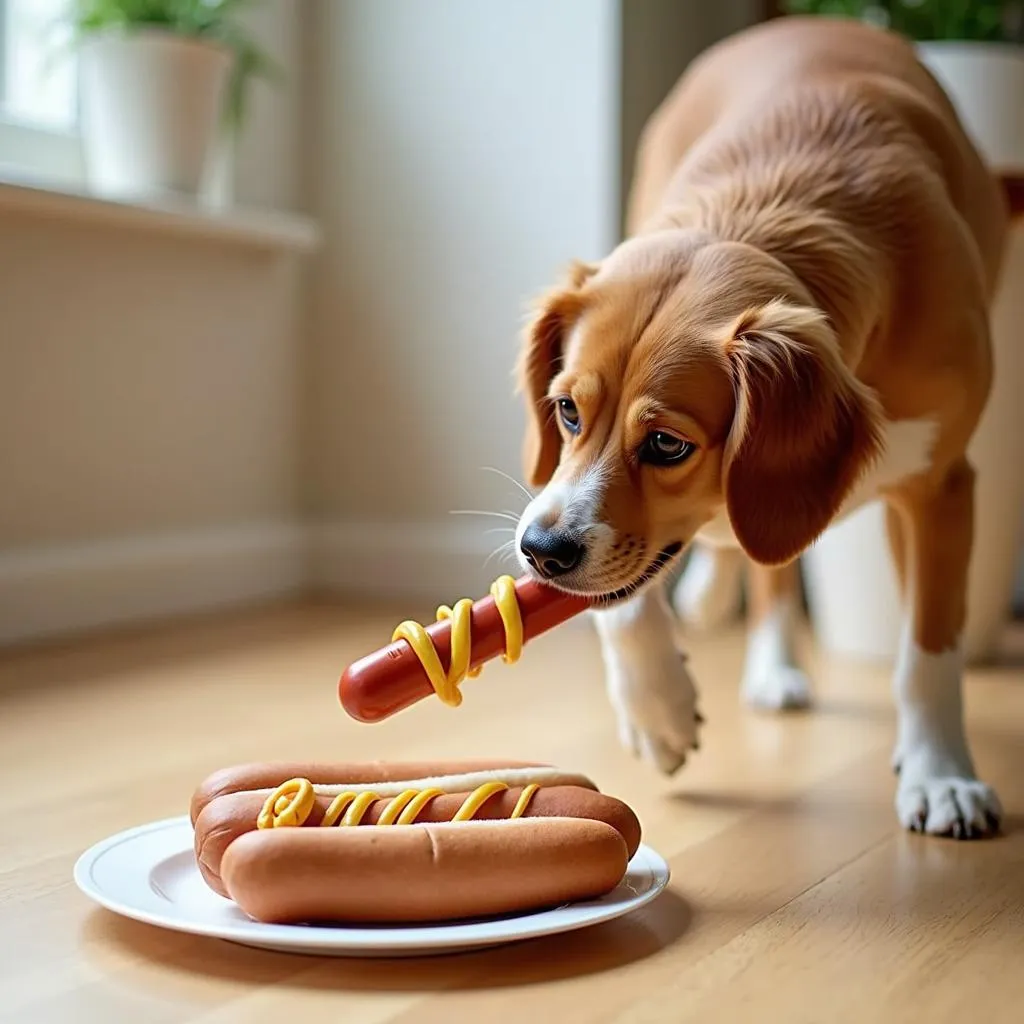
[1,596,1023,1023]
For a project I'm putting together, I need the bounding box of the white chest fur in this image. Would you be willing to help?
[835,415,939,521]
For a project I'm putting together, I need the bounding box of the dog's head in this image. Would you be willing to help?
[514,231,883,601]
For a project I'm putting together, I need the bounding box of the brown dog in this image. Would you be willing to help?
[513,16,1009,838]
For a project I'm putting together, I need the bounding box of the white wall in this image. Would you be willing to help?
[305,0,622,600]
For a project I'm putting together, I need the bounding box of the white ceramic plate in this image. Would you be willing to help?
[73,815,671,957]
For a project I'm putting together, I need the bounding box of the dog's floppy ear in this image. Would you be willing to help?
[516,261,596,487]
[723,300,884,566]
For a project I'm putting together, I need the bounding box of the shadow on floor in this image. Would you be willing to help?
[79,885,692,992]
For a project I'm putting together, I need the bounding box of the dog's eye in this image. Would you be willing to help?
[557,398,581,435]
[641,431,695,466]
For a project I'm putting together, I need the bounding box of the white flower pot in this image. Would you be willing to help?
[78,30,232,200]
[917,41,1024,171]
[803,41,1024,666]
[802,502,904,664]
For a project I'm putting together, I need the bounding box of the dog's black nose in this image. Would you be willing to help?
[520,524,584,578]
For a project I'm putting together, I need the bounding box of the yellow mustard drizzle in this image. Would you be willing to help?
[256,777,541,830]
[389,574,524,707]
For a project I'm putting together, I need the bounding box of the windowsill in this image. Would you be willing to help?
[0,168,321,254]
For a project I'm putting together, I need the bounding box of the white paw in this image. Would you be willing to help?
[673,546,743,631]
[891,628,1001,838]
[897,749,999,835]
[895,768,1002,838]
[742,663,812,711]
[740,598,812,711]
[604,650,702,775]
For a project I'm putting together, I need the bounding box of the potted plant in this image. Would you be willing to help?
[70,0,279,201]
[780,1,1024,664]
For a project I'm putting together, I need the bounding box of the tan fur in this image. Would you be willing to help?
[517,15,1009,655]
[721,298,884,565]
[747,560,802,630]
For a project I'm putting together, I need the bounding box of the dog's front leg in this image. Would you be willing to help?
[592,581,701,775]
[888,460,1002,837]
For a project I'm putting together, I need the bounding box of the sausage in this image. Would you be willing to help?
[337,575,590,722]
[194,784,643,896]
[190,760,597,825]
[220,818,630,924]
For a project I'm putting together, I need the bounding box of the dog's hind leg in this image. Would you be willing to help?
[672,544,745,631]
[740,559,812,711]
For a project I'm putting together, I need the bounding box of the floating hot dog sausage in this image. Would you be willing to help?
[337,574,591,722]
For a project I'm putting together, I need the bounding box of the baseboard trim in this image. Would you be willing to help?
[312,519,518,604]
[0,522,310,646]
[0,518,530,646]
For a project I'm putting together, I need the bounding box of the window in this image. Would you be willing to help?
[2,0,77,130]
[0,0,82,184]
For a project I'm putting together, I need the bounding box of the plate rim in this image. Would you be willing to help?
[73,814,672,953]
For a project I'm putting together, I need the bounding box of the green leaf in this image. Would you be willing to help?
[779,0,1022,40]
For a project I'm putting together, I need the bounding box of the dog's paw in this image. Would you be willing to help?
[895,753,1002,838]
[673,545,743,632]
[604,652,702,775]
[742,663,812,711]
[740,604,812,712]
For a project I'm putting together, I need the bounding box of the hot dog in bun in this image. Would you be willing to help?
[191,760,642,924]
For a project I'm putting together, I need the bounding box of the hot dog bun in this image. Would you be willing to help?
[190,760,594,825]
[190,761,644,924]
[194,784,642,896]
[220,818,629,924]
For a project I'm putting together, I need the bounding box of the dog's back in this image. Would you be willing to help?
[628,16,1008,301]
